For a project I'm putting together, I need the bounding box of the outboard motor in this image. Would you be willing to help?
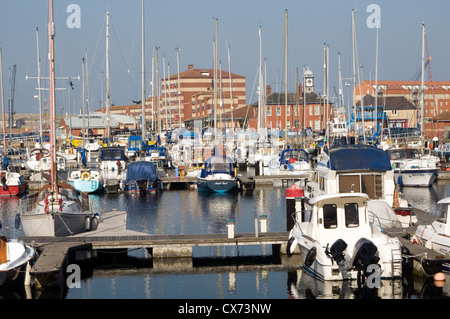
[326,239,347,265]
[352,238,380,276]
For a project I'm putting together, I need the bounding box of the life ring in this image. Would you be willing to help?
[304,246,317,268]
[81,172,91,181]
[286,236,298,258]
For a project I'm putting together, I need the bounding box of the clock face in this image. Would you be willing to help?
[306,78,313,86]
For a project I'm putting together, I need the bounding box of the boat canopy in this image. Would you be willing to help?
[279,148,309,165]
[125,161,158,182]
[328,144,392,171]
[99,147,126,161]
[200,155,234,177]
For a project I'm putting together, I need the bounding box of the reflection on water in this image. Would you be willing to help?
[2,178,450,299]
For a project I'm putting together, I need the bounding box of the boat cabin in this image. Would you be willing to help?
[434,198,450,236]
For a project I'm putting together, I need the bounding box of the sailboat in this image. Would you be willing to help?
[19,0,97,237]
[0,49,28,197]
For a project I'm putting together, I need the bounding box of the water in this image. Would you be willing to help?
[1,172,450,300]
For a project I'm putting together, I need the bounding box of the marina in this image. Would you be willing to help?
[2,0,450,305]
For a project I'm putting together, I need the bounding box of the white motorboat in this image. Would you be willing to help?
[0,236,35,287]
[387,148,439,187]
[286,191,403,281]
[415,197,450,255]
[304,143,415,228]
[267,148,314,178]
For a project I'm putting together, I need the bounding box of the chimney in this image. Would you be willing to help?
[266,85,272,96]
[298,84,303,97]
[188,64,194,71]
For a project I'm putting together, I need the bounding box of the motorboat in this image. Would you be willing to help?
[122,161,159,193]
[0,236,35,287]
[197,146,237,193]
[0,170,28,196]
[98,146,127,171]
[268,148,314,178]
[387,147,439,187]
[286,191,403,281]
[68,169,103,194]
[304,143,414,228]
[415,197,450,255]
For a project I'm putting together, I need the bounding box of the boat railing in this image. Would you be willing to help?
[19,192,40,215]
[368,211,384,231]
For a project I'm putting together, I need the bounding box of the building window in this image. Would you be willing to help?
[314,120,320,131]
[276,106,281,116]
[314,105,320,115]
[287,107,290,116]
[309,106,312,116]
[267,106,272,116]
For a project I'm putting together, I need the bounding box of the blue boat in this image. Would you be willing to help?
[122,161,159,193]
[197,154,237,193]
[68,169,104,194]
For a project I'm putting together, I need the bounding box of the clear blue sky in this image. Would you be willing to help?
[0,0,449,116]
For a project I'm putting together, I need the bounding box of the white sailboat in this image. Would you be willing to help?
[19,0,97,237]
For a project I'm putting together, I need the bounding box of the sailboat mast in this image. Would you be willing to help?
[176,47,181,129]
[284,9,288,142]
[141,0,146,141]
[105,11,111,140]
[214,18,218,139]
[257,26,263,134]
[227,43,233,130]
[420,23,425,143]
[0,48,6,155]
[36,27,43,144]
[352,9,358,143]
[48,0,56,192]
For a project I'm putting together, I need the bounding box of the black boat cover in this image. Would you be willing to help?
[328,144,392,171]
[126,161,158,181]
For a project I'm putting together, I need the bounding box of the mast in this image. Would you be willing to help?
[36,27,43,144]
[352,9,358,143]
[176,47,181,129]
[0,48,6,155]
[284,9,288,142]
[141,0,146,141]
[374,24,379,132]
[420,23,425,146]
[48,0,56,191]
[105,11,111,140]
[214,18,218,139]
[257,26,264,135]
[155,47,161,136]
[227,43,233,131]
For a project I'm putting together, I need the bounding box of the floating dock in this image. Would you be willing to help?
[21,210,288,289]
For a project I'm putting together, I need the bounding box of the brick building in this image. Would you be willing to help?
[355,80,450,138]
[161,64,246,130]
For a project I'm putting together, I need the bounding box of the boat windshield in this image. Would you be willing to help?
[437,203,448,224]
[388,149,418,160]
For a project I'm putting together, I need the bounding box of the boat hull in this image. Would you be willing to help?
[394,170,438,187]
[0,183,27,196]
[0,240,35,288]
[20,212,92,237]
[197,177,236,193]
[71,179,103,194]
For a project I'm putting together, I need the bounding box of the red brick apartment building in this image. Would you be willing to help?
[355,80,450,139]
[161,64,246,130]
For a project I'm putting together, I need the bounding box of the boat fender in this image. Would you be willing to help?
[59,197,63,211]
[44,198,49,214]
[304,246,317,268]
[81,172,91,181]
[14,213,21,229]
[90,213,100,231]
[286,236,298,258]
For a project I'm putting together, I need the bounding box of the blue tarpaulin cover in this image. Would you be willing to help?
[126,161,158,181]
[328,144,392,171]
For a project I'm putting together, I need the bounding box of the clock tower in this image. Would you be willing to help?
[304,68,314,94]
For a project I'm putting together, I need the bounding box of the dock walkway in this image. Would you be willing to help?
[21,210,288,289]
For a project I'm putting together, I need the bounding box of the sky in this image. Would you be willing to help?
[0,0,450,116]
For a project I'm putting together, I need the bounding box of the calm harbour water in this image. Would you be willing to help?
[1,169,450,300]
